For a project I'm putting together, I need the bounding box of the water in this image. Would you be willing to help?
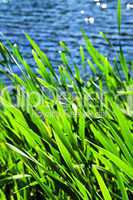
[0,0,133,74]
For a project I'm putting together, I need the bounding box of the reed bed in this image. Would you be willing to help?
[0,1,132,199]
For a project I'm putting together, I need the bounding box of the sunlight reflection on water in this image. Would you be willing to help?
[0,0,132,72]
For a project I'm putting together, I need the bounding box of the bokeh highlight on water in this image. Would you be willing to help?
[0,0,133,76]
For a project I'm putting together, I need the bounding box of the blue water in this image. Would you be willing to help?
[0,0,133,73]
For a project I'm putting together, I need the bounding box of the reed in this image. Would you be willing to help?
[0,1,132,199]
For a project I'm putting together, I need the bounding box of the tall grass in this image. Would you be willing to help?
[0,1,133,199]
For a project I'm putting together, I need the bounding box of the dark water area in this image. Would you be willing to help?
[0,0,133,76]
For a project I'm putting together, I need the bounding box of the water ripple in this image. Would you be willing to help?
[0,0,132,74]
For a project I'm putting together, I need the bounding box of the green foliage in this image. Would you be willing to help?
[117,0,121,34]
[0,25,132,200]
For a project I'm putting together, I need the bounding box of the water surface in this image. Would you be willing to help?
[0,0,132,74]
